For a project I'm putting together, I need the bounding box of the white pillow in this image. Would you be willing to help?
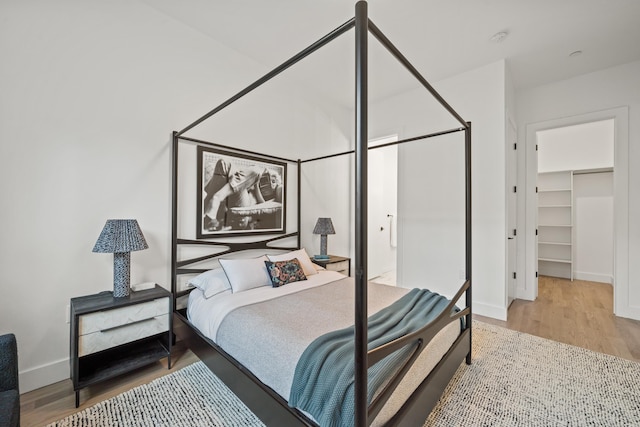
[188,268,231,299]
[267,248,317,276]
[219,256,272,293]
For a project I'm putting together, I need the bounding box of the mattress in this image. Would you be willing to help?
[187,270,461,426]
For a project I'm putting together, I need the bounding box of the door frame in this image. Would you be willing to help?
[522,107,630,317]
[506,117,518,308]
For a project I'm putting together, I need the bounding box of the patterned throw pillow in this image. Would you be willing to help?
[264,258,307,287]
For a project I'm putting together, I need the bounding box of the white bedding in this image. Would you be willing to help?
[188,270,346,340]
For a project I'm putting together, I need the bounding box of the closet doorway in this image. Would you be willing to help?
[536,120,614,286]
[524,107,630,317]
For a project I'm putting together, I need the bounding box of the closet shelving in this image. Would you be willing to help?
[537,170,573,280]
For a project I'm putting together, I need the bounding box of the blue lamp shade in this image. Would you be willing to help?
[93,219,148,298]
[313,218,335,257]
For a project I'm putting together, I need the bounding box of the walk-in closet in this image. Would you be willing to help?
[536,119,614,284]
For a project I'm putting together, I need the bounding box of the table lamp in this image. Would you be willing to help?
[313,217,335,259]
[93,219,148,298]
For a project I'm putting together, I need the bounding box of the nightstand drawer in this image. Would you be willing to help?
[70,286,173,407]
[326,260,349,273]
[78,313,169,357]
[78,297,169,335]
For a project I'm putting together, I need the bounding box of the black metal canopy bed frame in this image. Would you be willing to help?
[170,2,472,426]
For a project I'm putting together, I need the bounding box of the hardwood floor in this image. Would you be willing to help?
[476,276,640,363]
[21,277,640,425]
[20,338,199,426]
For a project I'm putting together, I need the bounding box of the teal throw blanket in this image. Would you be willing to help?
[289,288,452,427]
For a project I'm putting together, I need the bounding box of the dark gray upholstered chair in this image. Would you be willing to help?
[0,333,19,427]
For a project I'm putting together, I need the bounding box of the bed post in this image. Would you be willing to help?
[297,159,302,249]
[171,131,179,302]
[354,1,368,426]
[465,122,472,365]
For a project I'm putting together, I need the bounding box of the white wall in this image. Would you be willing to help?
[369,60,508,320]
[574,172,614,283]
[537,119,614,172]
[299,152,353,259]
[517,60,640,320]
[0,0,351,392]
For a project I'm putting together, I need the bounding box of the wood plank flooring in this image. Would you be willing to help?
[21,276,640,426]
[476,276,640,363]
[20,338,199,426]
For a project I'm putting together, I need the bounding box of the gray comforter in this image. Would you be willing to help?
[216,277,410,400]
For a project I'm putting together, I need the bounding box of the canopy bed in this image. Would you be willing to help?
[170,2,472,426]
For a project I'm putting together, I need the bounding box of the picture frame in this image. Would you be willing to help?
[197,146,286,238]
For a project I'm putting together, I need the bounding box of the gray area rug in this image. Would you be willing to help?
[49,321,640,426]
[47,362,265,427]
[425,321,640,426]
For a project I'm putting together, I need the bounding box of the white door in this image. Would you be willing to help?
[368,137,398,281]
[507,120,518,306]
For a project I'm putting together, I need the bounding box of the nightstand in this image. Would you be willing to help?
[312,255,351,276]
[70,285,172,407]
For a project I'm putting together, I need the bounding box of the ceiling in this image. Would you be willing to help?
[143,0,640,107]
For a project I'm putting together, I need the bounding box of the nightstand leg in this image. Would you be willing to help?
[75,390,79,408]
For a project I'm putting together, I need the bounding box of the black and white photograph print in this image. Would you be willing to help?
[197,146,286,238]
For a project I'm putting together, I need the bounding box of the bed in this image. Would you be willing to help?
[171,2,472,426]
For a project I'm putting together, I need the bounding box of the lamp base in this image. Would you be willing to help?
[320,235,328,257]
[113,252,131,298]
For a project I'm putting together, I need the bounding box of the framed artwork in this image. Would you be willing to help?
[197,146,286,238]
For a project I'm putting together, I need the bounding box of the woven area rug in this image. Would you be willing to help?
[47,362,265,427]
[49,321,640,426]
[425,321,640,426]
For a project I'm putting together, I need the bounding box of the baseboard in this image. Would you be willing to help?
[573,271,612,284]
[614,305,640,321]
[473,302,507,321]
[20,357,69,394]
[516,286,535,301]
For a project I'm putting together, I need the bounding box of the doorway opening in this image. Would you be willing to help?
[536,119,614,287]
[523,106,630,318]
[368,135,398,285]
